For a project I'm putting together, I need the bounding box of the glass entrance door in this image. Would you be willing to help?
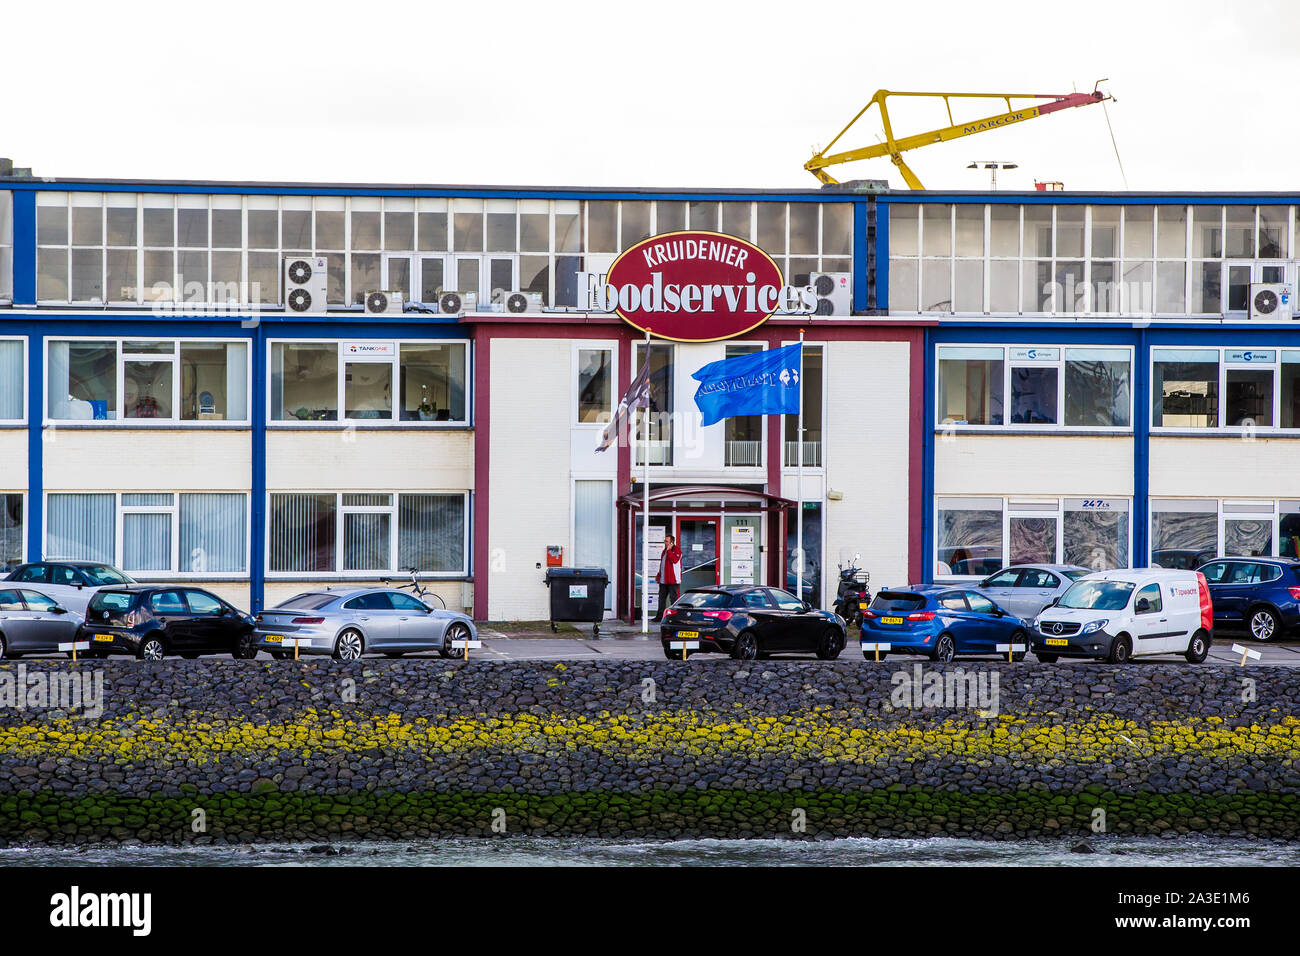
[676,517,720,590]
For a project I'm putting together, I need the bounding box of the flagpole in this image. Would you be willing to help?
[642,327,651,635]
[796,329,805,604]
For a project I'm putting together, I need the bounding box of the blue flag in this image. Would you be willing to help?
[691,343,802,427]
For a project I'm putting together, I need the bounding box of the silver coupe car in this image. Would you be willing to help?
[252,588,477,661]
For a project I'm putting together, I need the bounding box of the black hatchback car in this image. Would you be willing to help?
[76,587,257,660]
[659,585,847,660]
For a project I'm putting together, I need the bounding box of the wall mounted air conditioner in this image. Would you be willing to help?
[808,272,851,316]
[363,291,404,315]
[284,255,328,313]
[1250,283,1293,321]
[494,290,544,314]
[438,291,478,315]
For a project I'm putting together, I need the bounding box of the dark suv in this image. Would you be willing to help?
[77,587,257,660]
[1196,557,1300,641]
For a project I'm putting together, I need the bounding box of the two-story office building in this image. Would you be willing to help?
[0,165,924,621]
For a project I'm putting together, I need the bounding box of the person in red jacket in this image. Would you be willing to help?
[654,534,683,621]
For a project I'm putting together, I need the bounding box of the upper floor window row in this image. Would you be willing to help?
[31,192,854,308]
[890,203,1300,316]
[0,190,11,304]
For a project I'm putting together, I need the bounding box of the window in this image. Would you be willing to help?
[0,339,23,421]
[1134,583,1162,613]
[724,344,763,467]
[268,492,468,575]
[47,339,248,423]
[576,348,613,424]
[939,496,1132,577]
[965,591,996,615]
[185,590,224,616]
[634,343,673,466]
[1065,348,1130,427]
[0,495,21,570]
[938,592,968,611]
[937,347,1004,425]
[269,340,468,424]
[784,345,823,466]
[0,190,11,303]
[769,589,805,611]
[1008,349,1059,425]
[1152,348,1285,431]
[1150,499,1218,568]
[45,492,247,574]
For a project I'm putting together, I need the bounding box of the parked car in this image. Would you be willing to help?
[1195,557,1300,641]
[1029,569,1212,664]
[1151,549,1217,571]
[4,561,137,615]
[76,587,257,661]
[252,589,478,661]
[861,585,1030,662]
[0,587,83,658]
[659,585,847,661]
[975,564,1092,620]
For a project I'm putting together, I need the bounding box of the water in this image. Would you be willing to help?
[1,836,1296,867]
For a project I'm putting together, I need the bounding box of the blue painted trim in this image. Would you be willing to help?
[12,191,35,305]
[26,332,42,561]
[932,325,1139,345]
[874,203,889,311]
[852,201,867,311]
[921,326,935,584]
[250,322,266,613]
[1133,326,1150,568]
[3,181,858,203]
[878,193,1296,205]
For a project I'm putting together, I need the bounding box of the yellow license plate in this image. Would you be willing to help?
[1045,637,1069,646]
[264,635,283,644]
[677,631,699,639]
[93,634,115,642]
[881,617,904,625]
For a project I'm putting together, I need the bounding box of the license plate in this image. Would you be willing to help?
[93,634,115,642]
[881,617,904,625]
[264,635,283,644]
[677,630,699,639]
[1045,637,1069,646]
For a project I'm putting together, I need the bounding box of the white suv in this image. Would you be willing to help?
[1030,568,1213,664]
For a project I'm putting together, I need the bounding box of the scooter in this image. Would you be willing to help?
[832,554,871,627]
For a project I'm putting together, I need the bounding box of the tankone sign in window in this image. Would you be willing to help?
[591,231,815,341]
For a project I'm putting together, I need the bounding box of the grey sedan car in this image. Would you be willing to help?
[974,564,1092,620]
[252,588,477,661]
[0,587,84,658]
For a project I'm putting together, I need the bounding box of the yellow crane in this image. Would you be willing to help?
[805,83,1112,188]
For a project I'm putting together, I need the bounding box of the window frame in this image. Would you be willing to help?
[572,341,617,428]
[266,337,471,427]
[1,492,25,571]
[44,336,251,426]
[1149,498,1282,564]
[937,344,1134,432]
[0,337,28,425]
[264,490,470,579]
[1150,346,1289,434]
[42,491,250,578]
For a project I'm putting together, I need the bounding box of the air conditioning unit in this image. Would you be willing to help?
[493,289,544,314]
[438,290,478,315]
[1250,283,1293,321]
[808,272,851,316]
[283,255,328,313]
[363,290,404,315]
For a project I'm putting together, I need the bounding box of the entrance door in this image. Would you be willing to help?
[676,518,720,590]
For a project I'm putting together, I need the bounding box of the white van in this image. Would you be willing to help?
[1029,568,1213,664]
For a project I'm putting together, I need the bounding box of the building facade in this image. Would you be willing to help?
[2,169,1293,621]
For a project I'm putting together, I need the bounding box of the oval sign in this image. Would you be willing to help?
[600,230,788,342]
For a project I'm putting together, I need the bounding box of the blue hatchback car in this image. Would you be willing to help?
[861,585,1031,662]
[1196,557,1300,641]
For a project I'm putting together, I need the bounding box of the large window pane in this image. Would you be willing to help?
[1009,515,1056,565]
[1156,205,1187,257]
[920,258,952,311]
[1124,206,1154,258]
[1090,206,1119,258]
[889,204,919,256]
[1225,206,1254,258]
[1225,364,1273,428]
[37,204,68,245]
[622,202,652,247]
[1063,499,1129,570]
[1065,349,1130,427]
[954,205,983,257]
[1152,351,1219,428]
[399,494,465,573]
[937,500,1003,576]
[1191,206,1222,258]
[822,203,852,255]
[180,493,246,573]
[0,495,22,570]
[0,341,21,420]
[756,203,787,254]
[635,343,673,466]
[46,493,115,564]
[124,361,173,419]
[953,259,983,312]
[586,201,616,253]
[315,210,345,250]
[181,342,247,421]
[344,512,390,571]
[784,346,822,466]
[70,248,103,302]
[888,259,917,312]
[344,360,391,419]
[269,493,336,572]
[49,341,116,419]
[789,204,818,254]
[1282,353,1300,428]
[937,348,1003,425]
[1260,206,1287,258]
[922,204,951,256]
[1151,504,1217,568]
[123,511,171,572]
[654,201,685,236]
[107,250,137,302]
[384,211,414,251]
[1023,206,1052,257]
[271,343,338,421]
[38,249,68,301]
[399,343,466,422]
[1055,206,1084,257]
[1156,261,1185,313]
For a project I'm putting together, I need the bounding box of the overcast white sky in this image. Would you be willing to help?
[6,0,1298,192]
